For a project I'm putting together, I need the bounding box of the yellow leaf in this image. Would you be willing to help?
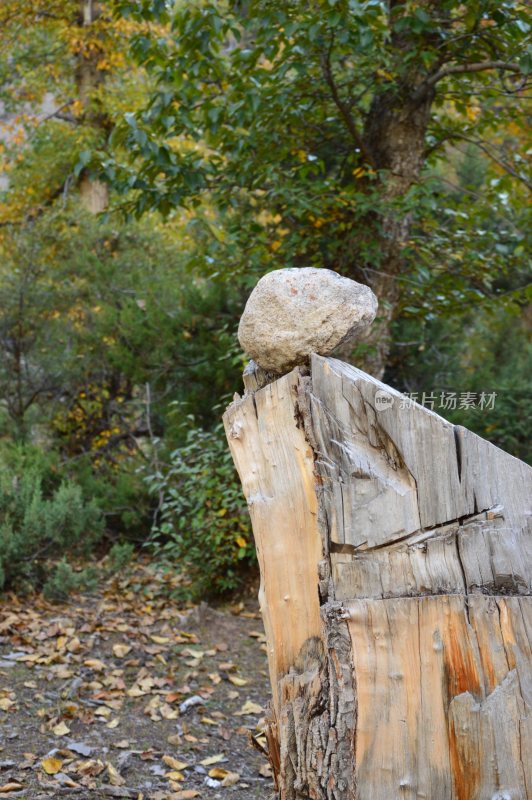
[112,644,132,659]
[222,771,241,787]
[0,699,14,711]
[165,770,185,781]
[208,767,229,779]
[200,753,225,767]
[235,536,247,548]
[159,703,179,720]
[106,763,125,786]
[228,676,248,687]
[42,757,62,775]
[106,718,120,729]
[162,755,189,771]
[84,658,106,671]
[53,721,70,736]
[234,700,263,716]
[127,686,146,697]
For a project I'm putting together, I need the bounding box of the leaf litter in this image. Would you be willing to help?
[0,559,275,798]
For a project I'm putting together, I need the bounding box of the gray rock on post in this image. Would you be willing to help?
[238,267,378,374]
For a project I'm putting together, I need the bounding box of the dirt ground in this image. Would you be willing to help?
[0,561,276,800]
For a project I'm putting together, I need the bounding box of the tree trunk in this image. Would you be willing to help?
[224,355,532,800]
[352,86,434,379]
[77,0,108,213]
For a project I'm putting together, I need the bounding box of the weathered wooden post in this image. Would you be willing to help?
[224,268,532,800]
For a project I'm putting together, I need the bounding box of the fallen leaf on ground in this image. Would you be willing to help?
[53,721,71,736]
[208,767,229,779]
[76,758,105,776]
[41,757,62,774]
[165,770,185,781]
[200,753,225,766]
[114,740,130,749]
[235,699,263,716]
[222,771,241,787]
[228,675,248,687]
[106,762,125,786]
[162,756,188,771]
[112,644,132,658]
[0,783,24,793]
[83,659,106,671]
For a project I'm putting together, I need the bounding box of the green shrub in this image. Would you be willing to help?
[148,418,255,599]
[0,445,104,593]
[69,456,154,543]
[43,559,99,603]
[107,541,135,572]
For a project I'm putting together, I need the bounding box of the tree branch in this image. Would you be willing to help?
[319,35,375,167]
[469,145,531,192]
[447,132,532,191]
[426,60,522,89]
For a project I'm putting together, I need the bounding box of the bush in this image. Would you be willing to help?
[43,559,99,603]
[0,445,104,593]
[107,541,135,572]
[69,455,154,544]
[148,418,255,599]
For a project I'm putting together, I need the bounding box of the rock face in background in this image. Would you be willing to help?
[238,267,378,373]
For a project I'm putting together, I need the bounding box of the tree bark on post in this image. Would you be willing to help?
[224,355,532,800]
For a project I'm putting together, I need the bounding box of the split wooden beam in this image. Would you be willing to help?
[224,355,532,800]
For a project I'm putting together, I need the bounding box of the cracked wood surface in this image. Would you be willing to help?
[346,595,531,800]
[224,356,532,799]
[224,369,323,714]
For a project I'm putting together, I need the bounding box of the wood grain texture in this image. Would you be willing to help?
[225,355,532,799]
[346,595,532,800]
[330,511,532,601]
[309,355,532,602]
[223,369,323,712]
[310,355,531,537]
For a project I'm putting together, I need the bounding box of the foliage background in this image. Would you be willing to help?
[0,0,529,597]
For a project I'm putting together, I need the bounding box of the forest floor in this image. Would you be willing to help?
[0,560,275,800]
